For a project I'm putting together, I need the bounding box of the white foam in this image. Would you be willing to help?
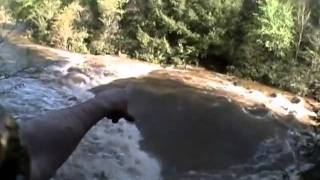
[54,120,162,180]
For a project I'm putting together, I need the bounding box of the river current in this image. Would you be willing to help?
[0,39,319,180]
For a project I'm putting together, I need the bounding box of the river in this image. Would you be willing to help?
[0,36,319,180]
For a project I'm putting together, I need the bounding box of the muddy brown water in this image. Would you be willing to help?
[91,76,295,178]
[0,35,313,179]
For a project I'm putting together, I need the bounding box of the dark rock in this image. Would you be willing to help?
[270,93,277,98]
[300,163,320,180]
[67,67,84,74]
[310,116,320,122]
[24,66,43,74]
[103,71,112,76]
[244,105,269,117]
[233,81,239,86]
[312,107,320,117]
[68,96,78,102]
[63,72,89,84]
[291,96,301,104]
[312,107,318,112]
[289,110,297,116]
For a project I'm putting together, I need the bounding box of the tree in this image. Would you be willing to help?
[231,0,295,87]
[120,0,243,65]
[294,0,311,62]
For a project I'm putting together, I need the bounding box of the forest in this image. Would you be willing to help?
[1,0,320,101]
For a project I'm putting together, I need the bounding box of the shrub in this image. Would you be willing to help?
[281,0,320,95]
[7,0,125,54]
[49,1,88,52]
[86,0,128,55]
[0,5,11,24]
[9,0,62,43]
[231,0,295,87]
[310,0,320,26]
[295,25,320,96]
[120,0,243,65]
[0,5,12,41]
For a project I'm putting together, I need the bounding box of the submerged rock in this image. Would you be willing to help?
[291,97,301,104]
[270,93,277,98]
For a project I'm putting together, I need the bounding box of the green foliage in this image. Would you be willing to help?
[6,0,126,54]
[231,0,296,88]
[8,0,38,20]
[8,0,62,43]
[49,1,88,52]
[294,24,320,97]
[253,0,294,56]
[310,0,320,26]
[0,5,12,41]
[86,0,128,54]
[3,0,320,100]
[0,6,10,23]
[121,0,243,65]
[283,0,320,96]
[0,0,9,7]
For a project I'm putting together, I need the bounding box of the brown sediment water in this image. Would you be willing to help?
[91,76,298,179]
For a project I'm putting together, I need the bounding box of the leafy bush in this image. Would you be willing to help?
[86,0,128,54]
[0,6,10,23]
[230,0,295,87]
[7,0,126,54]
[295,25,320,96]
[9,0,62,43]
[120,0,243,65]
[282,0,320,95]
[49,1,88,52]
[310,0,320,26]
[0,5,12,41]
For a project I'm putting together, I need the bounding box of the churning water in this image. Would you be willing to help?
[0,40,162,180]
[0,39,318,180]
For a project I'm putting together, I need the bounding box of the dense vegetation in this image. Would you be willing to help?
[1,0,320,100]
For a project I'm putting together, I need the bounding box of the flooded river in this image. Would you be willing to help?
[0,38,319,180]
